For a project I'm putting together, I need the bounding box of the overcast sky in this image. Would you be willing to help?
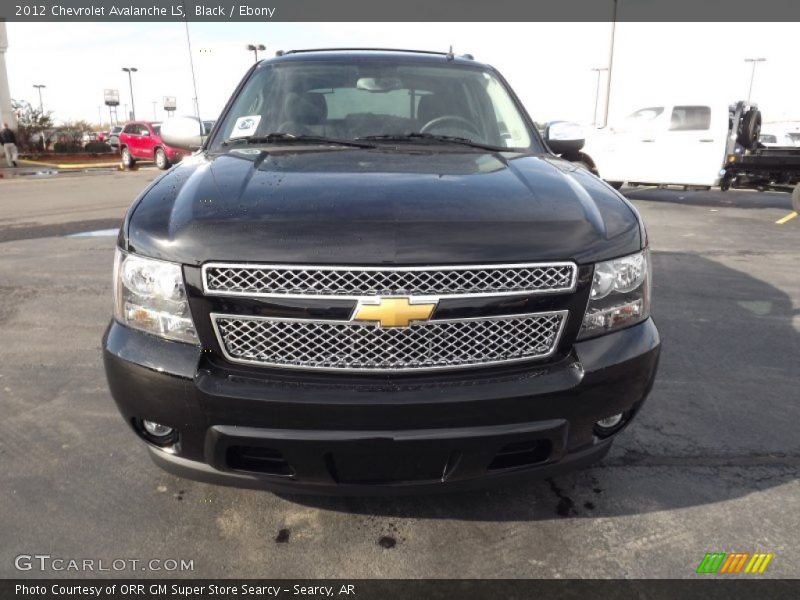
[6,21,800,128]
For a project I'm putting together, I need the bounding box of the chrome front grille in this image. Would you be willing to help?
[203,262,577,298]
[211,311,567,372]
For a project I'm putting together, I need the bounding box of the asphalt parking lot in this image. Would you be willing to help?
[0,170,798,578]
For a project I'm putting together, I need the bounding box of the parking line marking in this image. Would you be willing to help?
[775,211,797,224]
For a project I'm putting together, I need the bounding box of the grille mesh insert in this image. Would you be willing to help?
[204,263,576,297]
[213,312,566,372]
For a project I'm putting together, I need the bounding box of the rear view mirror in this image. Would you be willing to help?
[356,77,403,92]
[544,121,585,157]
[159,116,207,151]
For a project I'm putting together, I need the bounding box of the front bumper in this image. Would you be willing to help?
[102,318,660,495]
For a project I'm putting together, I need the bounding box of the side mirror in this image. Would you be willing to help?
[159,116,207,151]
[141,130,150,137]
[544,121,585,156]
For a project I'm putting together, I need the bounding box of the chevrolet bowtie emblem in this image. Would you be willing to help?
[352,297,437,328]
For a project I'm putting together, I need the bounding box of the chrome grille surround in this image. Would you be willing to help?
[211,311,568,373]
[202,262,577,299]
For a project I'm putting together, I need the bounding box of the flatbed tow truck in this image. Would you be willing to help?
[579,100,800,213]
[720,101,800,212]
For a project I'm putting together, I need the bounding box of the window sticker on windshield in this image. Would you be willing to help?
[230,115,261,138]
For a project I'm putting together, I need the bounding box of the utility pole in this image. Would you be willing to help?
[121,67,138,120]
[591,68,608,126]
[602,0,617,128]
[33,84,46,112]
[152,100,157,121]
[744,58,766,103]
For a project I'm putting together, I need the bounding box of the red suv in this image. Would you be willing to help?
[119,121,186,170]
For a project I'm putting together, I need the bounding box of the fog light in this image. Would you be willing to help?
[143,420,173,438]
[596,413,623,429]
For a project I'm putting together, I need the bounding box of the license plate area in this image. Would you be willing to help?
[328,439,457,484]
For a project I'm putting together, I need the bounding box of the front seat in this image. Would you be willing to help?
[279,92,331,136]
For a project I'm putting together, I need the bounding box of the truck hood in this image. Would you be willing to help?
[125,147,642,265]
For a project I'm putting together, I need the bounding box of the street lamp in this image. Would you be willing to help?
[602,0,618,128]
[121,67,138,120]
[744,58,766,103]
[246,43,266,63]
[33,84,46,113]
[590,68,608,126]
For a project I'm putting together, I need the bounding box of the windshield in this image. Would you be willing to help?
[211,59,538,151]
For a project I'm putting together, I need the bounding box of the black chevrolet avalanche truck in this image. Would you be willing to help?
[103,49,660,494]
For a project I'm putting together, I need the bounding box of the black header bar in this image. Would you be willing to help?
[3,0,800,22]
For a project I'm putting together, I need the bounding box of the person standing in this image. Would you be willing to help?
[1,122,18,167]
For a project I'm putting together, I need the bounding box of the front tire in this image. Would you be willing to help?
[120,146,136,169]
[155,147,170,170]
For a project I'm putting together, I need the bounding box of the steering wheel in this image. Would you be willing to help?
[420,115,482,138]
[276,121,313,136]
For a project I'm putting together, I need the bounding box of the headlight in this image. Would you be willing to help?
[578,249,651,339]
[113,249,198,344]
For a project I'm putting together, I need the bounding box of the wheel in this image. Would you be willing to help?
[737,109,762,150]
[120,146,136,169]
[792,184,800,214]
[606,181,624,190]
[576,152,599,176]
[155,147,170,170]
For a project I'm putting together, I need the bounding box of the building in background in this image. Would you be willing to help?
[0,23,16,130]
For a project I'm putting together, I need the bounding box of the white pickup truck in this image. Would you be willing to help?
[576,101,800,210]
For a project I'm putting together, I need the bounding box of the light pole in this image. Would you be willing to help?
[246,43,266,63]
[744,58,766,103]
[121,67,138,120]
[590,68,608,126]
[33,84,46,113]
[600,0,618,128]
[152,100,157,121]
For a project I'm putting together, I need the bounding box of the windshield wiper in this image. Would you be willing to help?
[356,132,507,151]
[222,132,375,149]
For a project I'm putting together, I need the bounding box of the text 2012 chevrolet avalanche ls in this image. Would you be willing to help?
[102,49,660,494]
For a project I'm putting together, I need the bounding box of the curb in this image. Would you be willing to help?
[19,159,121,170]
